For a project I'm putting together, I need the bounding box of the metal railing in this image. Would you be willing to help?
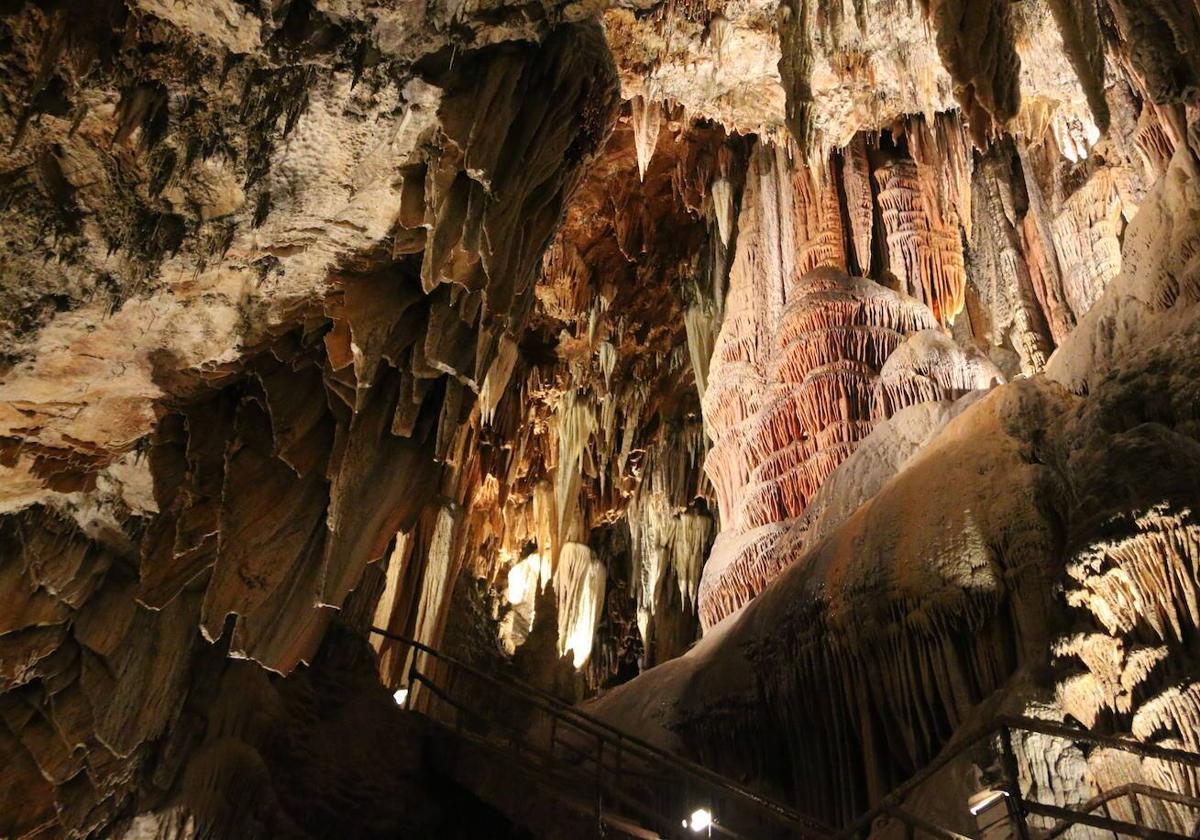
[838,716,1200,840]
[370,626,831,839]
[369,627,1200,840]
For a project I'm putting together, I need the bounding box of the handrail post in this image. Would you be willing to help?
[998,725,1031,840]
[405,649,417,712]
[451,667,463,733]
[596,732,604,834]
[1129,790,1143,823]
[615,735,622,787]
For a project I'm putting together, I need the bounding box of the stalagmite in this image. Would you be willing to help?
[969,146,1056,373]
[694,136,997,631]
[1051,169,1124,320]
[700,263,946,629]
[871,331,1004,420]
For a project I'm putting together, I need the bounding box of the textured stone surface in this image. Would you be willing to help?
[3,0,1200,836]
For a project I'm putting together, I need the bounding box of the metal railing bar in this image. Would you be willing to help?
[370,627,829,837]
[1043,783,1200,840]
[838,718,1200,839]
[378,628,1200,840]
[882,805,979,840]
[445,725,669,839]
[995,716,1200,771]
[407,652,806,839]
[1023,798,1193,840]
[471,728,679,837]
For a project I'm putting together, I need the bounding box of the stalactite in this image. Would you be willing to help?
[554,542,606,667]
[479,335,519,426]
[685,301,718,403]
[917,0,1021,143]
[874,153,967,325]
[370,532,411,655]
[627,417,712,633]
[778,0,817,155]
[841,134,873,276]
[791,163,847,277]
[501,551,551,653]
[552,390,596,554]
[1044,0,1110,134]
[711,175,734,247]
[7,0,1200,834]
[631,95,662,182]
[1104,0,1200,106]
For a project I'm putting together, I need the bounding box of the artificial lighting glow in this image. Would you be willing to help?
[968,789,1007,816]
[566,623,595,669]
[682,808,712,832]
[392,688,409,706]
[506,553,549,605]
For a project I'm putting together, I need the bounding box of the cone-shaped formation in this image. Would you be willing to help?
[698,135,1003,630]
[631,96,663,182]
[700,268,941,630]
[872,330,1004,421]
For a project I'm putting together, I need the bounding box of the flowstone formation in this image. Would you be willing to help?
[590,137,1200,827]
[697,139,1001,631]
[2,0,1200,837]
[0,5,621,834]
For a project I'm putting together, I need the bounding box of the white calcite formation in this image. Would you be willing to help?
[589,129,1200,829]
[2,0,1200,837]
[697,139,998,631]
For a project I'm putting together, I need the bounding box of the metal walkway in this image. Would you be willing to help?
[369,628,1200,840]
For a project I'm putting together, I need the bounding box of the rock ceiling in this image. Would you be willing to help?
[1,0,1200,836]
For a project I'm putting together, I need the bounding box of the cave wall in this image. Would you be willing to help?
[2,0,1200,836]
[589,131,1200,827]
[0,8,620,834]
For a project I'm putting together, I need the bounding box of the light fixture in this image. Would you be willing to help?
[682,807,712,833]
[968,789,1007,816]
[393,687,409,706]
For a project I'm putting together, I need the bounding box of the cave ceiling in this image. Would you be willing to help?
[1,0,1200,837]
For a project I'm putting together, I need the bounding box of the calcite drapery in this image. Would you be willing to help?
[0,19,620,838]
[554,542,607,668]
[589,131,1200,830]
[696,139,999,631]
[873,116,972,325]
[3,0,1200,836]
